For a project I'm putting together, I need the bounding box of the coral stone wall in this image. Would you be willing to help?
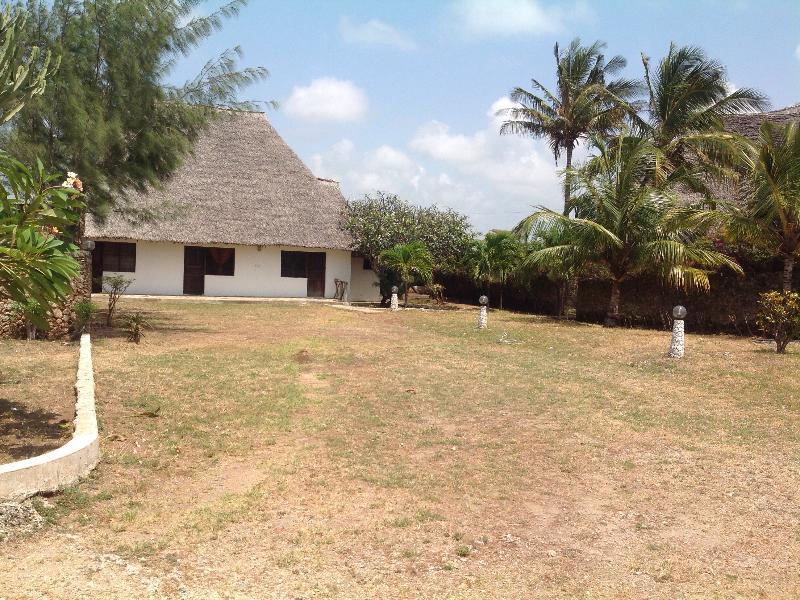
[0,300,25,338]
[0,250,92,340]
[576,268,791,333]
[47,250,93,339]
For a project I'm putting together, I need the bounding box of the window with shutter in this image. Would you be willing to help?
[281,251,307,278]
[204,247,235,276]
[100,242,136,272]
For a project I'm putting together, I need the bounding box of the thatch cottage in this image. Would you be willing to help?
[86,110,378,301]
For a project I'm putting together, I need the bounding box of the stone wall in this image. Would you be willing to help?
[436,272,561,315]
[439,264,789,335]
[0,250,92,340]
[577,268,790,334]
[47,250,92,339]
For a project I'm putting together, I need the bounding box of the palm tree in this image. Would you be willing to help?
[499,38,639,215]
[726,121,800,292]
[379,241,434,307]
[470,230,521,310]
[517,135,742,326]
[515,218,580,317]
[638,44,768,192]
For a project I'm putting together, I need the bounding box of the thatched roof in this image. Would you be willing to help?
[677,105,800,206]
[724,104,800,139]
[86,110,352,251]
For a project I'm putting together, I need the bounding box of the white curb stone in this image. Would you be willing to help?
[0,334,100,501]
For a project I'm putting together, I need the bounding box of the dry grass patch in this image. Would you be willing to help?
[1,298,799,598]
[0,340,77,462]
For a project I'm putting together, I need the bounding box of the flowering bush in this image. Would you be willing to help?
[0,153,85,328]
[756,291,800,354]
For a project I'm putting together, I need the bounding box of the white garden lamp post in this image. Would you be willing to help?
[390,286,399,311]
[478,295,488,329]
[667,305,687,358]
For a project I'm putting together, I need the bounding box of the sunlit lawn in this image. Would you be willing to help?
[3,297,800,598]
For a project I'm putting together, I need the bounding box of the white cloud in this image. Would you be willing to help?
[795,44,800,62]
[311,141,484,222]
[409,122,489,163]
[410,96,567,198]
[283,78,368,122]
[369,145,416,171]
[452,0,592,37]
[339,17,417,51]
[308,97,576,231]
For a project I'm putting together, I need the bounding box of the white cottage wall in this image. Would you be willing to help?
[95,240,362,299]
[350,255,380,302]
[101,240,184,295]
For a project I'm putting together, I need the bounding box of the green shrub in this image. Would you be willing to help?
[756,291,800,353]
[72,299,96,338]
[123,311,150,344]
[10,299,44,340]
[102,274,133,325]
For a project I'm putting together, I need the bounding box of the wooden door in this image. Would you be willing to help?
[91,242,104,293]
[183,246,205,295]
[306,252,326,298]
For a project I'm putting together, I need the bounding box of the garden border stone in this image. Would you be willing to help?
[0,334,100,501]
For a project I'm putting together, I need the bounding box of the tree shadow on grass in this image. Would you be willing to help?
[0,397,71,461]
[88,307,217,341]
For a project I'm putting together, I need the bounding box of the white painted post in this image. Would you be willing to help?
[390,286,399,311]
[478,295,488,329]
[667,305,687,358]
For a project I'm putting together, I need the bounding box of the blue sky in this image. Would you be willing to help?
[175,0,800,231]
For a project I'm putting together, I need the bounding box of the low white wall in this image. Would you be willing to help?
[350,255,380,302]
[0,334,100,502]
[96,240,356,299]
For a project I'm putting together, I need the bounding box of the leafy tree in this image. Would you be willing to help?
[6,0,269,215]
[0,5,58,124]
[517,135,741,326]
[469,230,521,309]
[0,153,84,326]
[726,122,800,292]
[499,38,638,214]
[379,241,433,307]
[343,192,474,275]
[756,291,800,354]
[638,44,768,192]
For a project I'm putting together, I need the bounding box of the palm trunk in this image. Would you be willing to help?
[556,279,571,317]
[604,279,621,327]
[404,288,409,307]
[563,145,573,216]
[499,285,504,311]
[783,255,794,293]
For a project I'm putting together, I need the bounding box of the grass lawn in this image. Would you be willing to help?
[2,297,800,598]
[0,339,77,463]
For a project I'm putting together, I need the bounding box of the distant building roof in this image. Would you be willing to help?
[724,104,800,140]
[86,110,352,251]
[677,105,800,205]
